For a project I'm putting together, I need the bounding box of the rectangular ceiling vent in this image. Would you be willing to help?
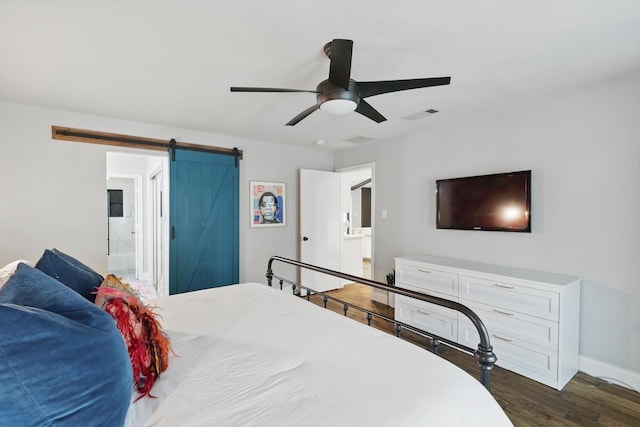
[403,109,439,121]
[344,135,375,144]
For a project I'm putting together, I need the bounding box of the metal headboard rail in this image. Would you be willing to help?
[266,255,497,391]
[269,272,470,354]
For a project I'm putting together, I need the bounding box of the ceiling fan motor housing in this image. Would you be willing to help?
[317,80,360,108]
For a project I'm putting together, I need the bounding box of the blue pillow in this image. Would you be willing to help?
[0,263,133,427]
[35,249,103,302]
[52,248,103,278]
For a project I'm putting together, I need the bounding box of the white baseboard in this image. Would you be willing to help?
[580,356,640,392]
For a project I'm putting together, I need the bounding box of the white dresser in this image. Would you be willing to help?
[394,255,581,390]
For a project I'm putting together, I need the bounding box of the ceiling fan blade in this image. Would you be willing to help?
[327,39,353,90]
[230,87,318,94]
[357,77,451,98]
[355,99,387,123]
[285,104,320,126]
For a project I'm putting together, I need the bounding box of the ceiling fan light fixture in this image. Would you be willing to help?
[320,98,358,115]
[230,39,451,126]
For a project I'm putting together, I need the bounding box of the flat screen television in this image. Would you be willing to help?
[436,170,531,232]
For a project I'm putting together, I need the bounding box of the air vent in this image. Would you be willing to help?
[344,135,375,144]
[403,109,439,121]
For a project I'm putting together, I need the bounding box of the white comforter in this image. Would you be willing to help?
[124,283,513,427]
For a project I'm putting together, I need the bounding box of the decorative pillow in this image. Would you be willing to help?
[96,274,172,399]
[35,248,103,302]
[52,248,103,278]
[0,263,133,426]
[0,259,30,289]
[94,273,139,309]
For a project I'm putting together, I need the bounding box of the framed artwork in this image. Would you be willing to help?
[250,181,286,227]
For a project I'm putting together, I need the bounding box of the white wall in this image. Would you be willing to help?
[334,72,640,380]
[0,101,333,286]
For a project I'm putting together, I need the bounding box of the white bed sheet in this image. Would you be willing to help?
[124,282,513,427]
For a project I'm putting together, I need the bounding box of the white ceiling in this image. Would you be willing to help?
[1,1,640,151]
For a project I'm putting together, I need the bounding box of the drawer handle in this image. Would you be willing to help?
[493,309,514,316]
[492,334,514,343]
[416,309,431,316]
[494,283,515,290]
[417,269,432,274]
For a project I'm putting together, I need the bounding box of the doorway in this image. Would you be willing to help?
[106,151,168,296]
[339,164,374,280]
[299,164,375,293]
[106,176,140,279]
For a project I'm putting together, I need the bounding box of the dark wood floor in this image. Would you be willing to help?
[305,283,640,427]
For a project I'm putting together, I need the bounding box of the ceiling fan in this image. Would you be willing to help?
[230,39,451,126]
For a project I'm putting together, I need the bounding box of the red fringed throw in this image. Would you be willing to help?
[96,277,172,400]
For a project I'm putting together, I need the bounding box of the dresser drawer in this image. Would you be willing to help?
[396,291,458,317]
[460,299,559,351]
[460,275,559,321]
[459,319,558,381]
[395,294,458,342]
[396,263,458,297]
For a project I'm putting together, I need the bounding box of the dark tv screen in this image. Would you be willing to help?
[436,170,531,232]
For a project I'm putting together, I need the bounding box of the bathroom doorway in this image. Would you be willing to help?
[106,151,168,296]
[339,164,374,280]
[106,175,140,278]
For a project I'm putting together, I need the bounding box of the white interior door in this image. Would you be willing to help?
[151,169,164,292]
[299,168,341,293]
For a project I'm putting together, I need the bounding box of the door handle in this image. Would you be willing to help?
[301,236,309,241]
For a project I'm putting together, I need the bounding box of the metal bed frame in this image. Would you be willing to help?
[266,255,497,391]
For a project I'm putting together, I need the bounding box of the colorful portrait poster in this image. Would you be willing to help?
[250,181,285,227]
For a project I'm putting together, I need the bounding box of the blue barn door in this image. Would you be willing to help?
[169,149,239,294]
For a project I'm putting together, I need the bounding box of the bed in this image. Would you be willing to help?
[124,257,512,427]
[0,251,513,427]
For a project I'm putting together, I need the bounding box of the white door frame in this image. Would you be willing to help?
[150,167,163,293]
[337,163,375,280]
[149,158,170,297]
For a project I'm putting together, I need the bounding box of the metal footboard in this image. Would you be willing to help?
[266,255,497,391]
